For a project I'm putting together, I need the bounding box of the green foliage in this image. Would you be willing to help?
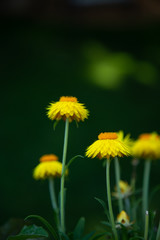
[53,121,59,130]
[66,155,84,170]
[25,215,60,240]
[101,221,111,228]
[7,224,48,240]
[94,197,110,222]
[91,232,111,240]
[80,232,95,240]
[73,217,85,240]
[72,217,104,240]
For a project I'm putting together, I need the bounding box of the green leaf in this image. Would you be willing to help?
[94,197,106,211]
[91,232,111,240]
[75,121,79,128]
[60,232,70,240]
[94,197,110,222]
[73,217,85,240]
[81,231,95,240]
[101,221,111,228]
[61,155,84,177]
[66,155,84,169]
[156,221,160,240]
[25,215,60,240]
[7,224,48,240]
[53,121,59,130]
[102,160,106,168]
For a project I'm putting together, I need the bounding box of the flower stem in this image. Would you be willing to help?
[106,158,118,240]
[49,178,60,228]
[125,197,130,217]
[144,211,149,240]
[114,157,123,212]
[60,118,69,233]
[49,178,58,212]
[142,160,151,222]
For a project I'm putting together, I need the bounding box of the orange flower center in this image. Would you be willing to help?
[139,133,151,140]
[98,132,118,140]
[40,154,58,162]
[139,133,160,140]
[59,96,78,102]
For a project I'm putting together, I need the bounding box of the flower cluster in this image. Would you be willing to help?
[25,96,160,240]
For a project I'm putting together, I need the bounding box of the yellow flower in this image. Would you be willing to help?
[132,132,160,160]
[33,154,68,180]
[112,180,132,199]
[47,96,89,122]
[117,131,133,147]
[86,132,130,160]
[116,210,131,227]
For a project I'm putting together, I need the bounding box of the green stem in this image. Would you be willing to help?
[106,158,118,240]
[49,178,58,212]
[142,160,151,222]
[114,157,123,212]
[60,118,69,233]
[144,211,149,240]
[49,178,60,228]
[125,198,130,217]
[130,158,138,221]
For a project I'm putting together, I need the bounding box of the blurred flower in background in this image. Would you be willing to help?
[83,42,158,90]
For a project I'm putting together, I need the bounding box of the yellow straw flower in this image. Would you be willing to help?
[86,132,130,159]
[117,131,133,147]
[33,154,68,180]
[116,210,131,227]
[47,96,89,122]
[132,132,160,160]
[112,180,132,199]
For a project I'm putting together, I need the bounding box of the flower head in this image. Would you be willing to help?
[116,210,132,228]
[112,180,132,199]
[33,154,68,180]
[86,132,130,160]
[132,132,160,160]
[47,96,89,122]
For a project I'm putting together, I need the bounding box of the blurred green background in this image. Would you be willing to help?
[1,0,160,235]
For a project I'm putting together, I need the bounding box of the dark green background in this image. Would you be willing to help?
[1,20,160,232]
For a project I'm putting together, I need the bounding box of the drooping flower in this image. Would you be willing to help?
[33,154,68,180]
[116,210,132,228]
[47,96,89,122]
[132,132,160,160]
[86,132,130,160]
[112,180,132,199]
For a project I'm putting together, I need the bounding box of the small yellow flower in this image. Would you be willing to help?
[33,154,68,180]
[86,132,130,160]
[47,96,89,122]
[132,132,160,160]
[112,180,132,199]
[116,210,131,227]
